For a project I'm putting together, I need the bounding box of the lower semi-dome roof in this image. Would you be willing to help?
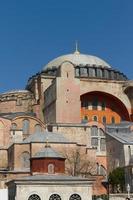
[43,51,111,71]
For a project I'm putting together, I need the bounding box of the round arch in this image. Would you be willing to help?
[81,91,130,124]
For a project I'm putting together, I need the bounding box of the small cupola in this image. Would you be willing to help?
[31,142,65,175]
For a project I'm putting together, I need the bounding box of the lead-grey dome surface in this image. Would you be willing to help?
[33,146,65,159]
[43,52,111,70]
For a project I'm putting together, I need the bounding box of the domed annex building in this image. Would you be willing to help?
[0,48,132,199]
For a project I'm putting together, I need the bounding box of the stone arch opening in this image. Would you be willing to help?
[81,91,130,124]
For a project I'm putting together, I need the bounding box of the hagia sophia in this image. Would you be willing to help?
[0,46,133,200]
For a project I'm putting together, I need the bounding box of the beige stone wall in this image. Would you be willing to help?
[15,183,93,200]
[52,126,91,146]
[0,118,11,147]
[14,144,30,170]
[0,149,8,169]
[0,98,33,114]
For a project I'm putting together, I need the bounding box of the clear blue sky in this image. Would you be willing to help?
[0,0,133,93]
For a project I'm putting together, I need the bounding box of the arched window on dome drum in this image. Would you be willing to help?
[111,117,115,124]
[97,68,103,78]
[48,164,55,174]
[23,119,30,134]
[49,194,61,200]
[104,69,109,79]
[28,194,41,200]
[69,194,81,200]
[89,67,96,77]
[34,124,41,133]
[80,68,88,77]
[101,69,105,78]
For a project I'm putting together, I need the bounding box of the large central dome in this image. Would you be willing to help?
[43,51,111,71]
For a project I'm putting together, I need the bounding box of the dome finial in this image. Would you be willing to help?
[74,40,80,54]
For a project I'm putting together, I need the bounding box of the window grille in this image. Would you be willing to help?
[49,194,61,200]
[69,194,81,200]
[28,194,41,200]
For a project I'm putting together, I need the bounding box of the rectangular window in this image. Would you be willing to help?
[100,138,106,151]
[91,126,98,136]
[91,138,98,147]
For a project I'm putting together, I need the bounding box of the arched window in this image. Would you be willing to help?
[20,151,30,168]
[28,194,41,200]
[81,116,88,123]
[111,117,115,124]
[23,119,30,134]
[11,123,17,129]
[93,115,98,122]
[49,194,61,200]
[69,194,81,200]
[48,164,55,174]
[34,124,41,133]
[102,116,106,124]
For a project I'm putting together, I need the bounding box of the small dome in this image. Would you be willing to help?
[43,52,111,71]
[33,146,65,159]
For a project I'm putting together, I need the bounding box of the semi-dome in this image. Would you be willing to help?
[43,51,111,71]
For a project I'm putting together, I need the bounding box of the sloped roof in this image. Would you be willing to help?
[106,121,133,144]
[33,146,65,159]
[23,131,71,144]
[0,112,36,120]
